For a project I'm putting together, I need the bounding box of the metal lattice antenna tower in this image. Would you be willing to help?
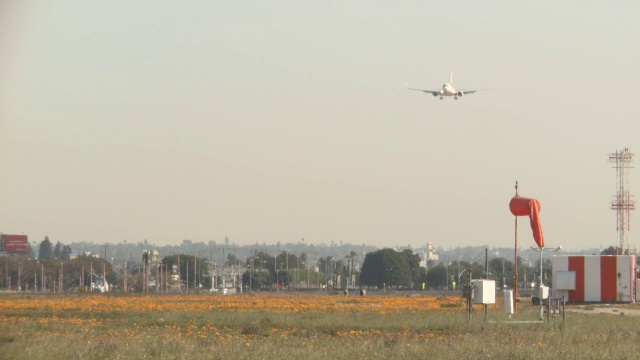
[609,148,635,254]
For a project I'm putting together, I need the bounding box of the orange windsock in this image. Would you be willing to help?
[509,196,545,248]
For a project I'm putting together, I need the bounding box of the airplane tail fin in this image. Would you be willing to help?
[450,72,453,85]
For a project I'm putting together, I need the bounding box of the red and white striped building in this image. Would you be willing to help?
[552,255,636,303]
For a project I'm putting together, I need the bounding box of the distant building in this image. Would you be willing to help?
[420,243,439,268]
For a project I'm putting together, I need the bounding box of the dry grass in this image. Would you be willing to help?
[1,292,639,360]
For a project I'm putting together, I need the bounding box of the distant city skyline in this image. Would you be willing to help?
[1,2,639,250]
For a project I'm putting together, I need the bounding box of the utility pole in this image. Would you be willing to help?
[157,262,161,293]
[234,248,238,290]
[249,251,252,293]
[123,260,128,292]
[5,261,9,291]
[446,264,449,291]
[307,255,310,290]
[143,250,149,293]
[484,248,489,280]
[296,255,300,291]
[210,249,214,292]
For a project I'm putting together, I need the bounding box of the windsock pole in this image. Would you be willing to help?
[513,181,519,314]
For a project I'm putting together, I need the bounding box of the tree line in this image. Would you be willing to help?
[38,236,73,261]
[2,236,578,292]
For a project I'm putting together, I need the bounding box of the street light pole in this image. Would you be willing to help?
[249,256,254,293]
[522,259,528,289]
[486,256,498,282]
[539,250,543,286]
[445,264,449,290]
[531,245,562,319]
[502,260,505,290]
[530,245,562,287]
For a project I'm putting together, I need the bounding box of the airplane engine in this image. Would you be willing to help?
[457,91,464,97]
[432,92,439,97]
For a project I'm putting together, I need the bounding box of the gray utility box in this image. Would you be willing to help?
[471,280,496,304]
[462,285,474,300]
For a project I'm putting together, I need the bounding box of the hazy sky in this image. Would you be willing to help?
[1,1,639,250]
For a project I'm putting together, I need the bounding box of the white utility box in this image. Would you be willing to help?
[555,271,576,291]
[472,280,496,304]
[539,285,549,300]
[504,290,514,314]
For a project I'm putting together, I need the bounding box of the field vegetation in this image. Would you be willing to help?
[1,292,638,360]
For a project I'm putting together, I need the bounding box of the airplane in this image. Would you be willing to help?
[406,73,478,100]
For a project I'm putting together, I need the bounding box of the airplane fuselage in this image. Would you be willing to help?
[442,83,455,96]
[434,83,462,99]
[406,73,477,100]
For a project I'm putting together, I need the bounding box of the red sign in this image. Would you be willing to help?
[4,235,28,253]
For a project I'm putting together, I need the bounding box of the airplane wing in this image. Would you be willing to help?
[407,87,440,93]
[457,87,495,94]
[405,82,439,93]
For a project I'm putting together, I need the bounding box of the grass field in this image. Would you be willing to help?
[1,292,638,360]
